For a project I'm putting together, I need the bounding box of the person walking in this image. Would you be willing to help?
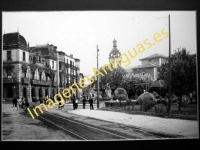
[75,98,79,109]
[82,94,86,109]
[89,96,94,110]
[72,95,76,110]
[13,97,16,107]
[17,97,21,111]
[25,97,29,108]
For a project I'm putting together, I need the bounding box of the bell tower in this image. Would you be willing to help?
[109,39,121,66]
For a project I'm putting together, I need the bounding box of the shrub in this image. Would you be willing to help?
[113,88,128,101]
[136,92,157,111]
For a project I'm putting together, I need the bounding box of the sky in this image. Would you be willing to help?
[2,11,197,76]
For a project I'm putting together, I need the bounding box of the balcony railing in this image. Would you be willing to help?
[31,79,51,86]
[52,82,57,87]
[40,80,52,86]
[31,79,41,85]
[66,83,70,87]
[3,78,14,83]
[22,78,30,84]
[71,74,77,78]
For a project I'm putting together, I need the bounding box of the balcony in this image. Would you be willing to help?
[52,82,57,87]
[40,80,52,86]
[31,79,41,85]
[66,63,70,68]
[3,78,14,83]
[66,83,70,87]
[31,79,52,86]
[22,78,30,84]
[71,74,77,78]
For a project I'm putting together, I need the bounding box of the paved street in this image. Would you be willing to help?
[2,102,179,141]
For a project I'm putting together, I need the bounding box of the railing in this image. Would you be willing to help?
[31,79,51,86]
[31,79,41,85]
[3,78,14,83]
[52,82,57,86]
[71,74,77,78]
[40,80,52,86]
[22,78,30,84]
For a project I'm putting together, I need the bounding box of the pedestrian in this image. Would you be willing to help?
[25,97,29,108]
[40,97,43,104]
[75,98,79,109]
[44,96,47,105]
[21,97,26,109]
[89,96,94,110]
[82,94,86,109]
[72,95,76,110]
[17,97,21,111]
[13,97,16,107]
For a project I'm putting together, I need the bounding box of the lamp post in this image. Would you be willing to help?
[168,14,172,116]
[97,45,100,108]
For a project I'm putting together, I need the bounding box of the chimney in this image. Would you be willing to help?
[70,54,73,58]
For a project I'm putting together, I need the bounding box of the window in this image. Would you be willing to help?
[33,57,36,63]
[52,61,54,69]
[29,56,32,62]
[7,51,11,60]
[64,58,65,63]
[59,62,62,70]
[39,73,42,80]
[32,72,35,79]
[67,59,68,64]
[7,70,11,77]
[23,52,25,61]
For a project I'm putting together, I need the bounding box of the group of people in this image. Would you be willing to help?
[13,97,29,111]
[71,93,95,110]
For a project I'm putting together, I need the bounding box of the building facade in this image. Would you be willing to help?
[3,32,82,101]
[132,53,168,80]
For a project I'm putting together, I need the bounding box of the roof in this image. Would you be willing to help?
[3,32,28,48]
[132,63,159,69]
[139,53,168,60]
[30,44,57,60]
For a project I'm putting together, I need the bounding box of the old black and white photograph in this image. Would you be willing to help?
[2,10,198,141]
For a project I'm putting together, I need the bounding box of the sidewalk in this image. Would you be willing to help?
[45,102,198,138]
[28,102,199,138]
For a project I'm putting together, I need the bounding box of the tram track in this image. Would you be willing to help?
[38,111,133,140]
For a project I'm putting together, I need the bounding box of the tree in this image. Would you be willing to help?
[95,66,127,91]
[158,47,197,111]
[120,72,154,98]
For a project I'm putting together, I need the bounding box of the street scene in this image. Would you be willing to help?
[2,11,198,141]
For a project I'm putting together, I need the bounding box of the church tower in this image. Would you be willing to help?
[109,39,121,66]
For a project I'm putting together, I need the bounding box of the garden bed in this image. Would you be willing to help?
[98,103,197,121]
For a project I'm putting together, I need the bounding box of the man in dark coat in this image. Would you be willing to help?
[89,96,94,110]
[71,95,76,110]
[13,97,17,107]
[82,94,86,109]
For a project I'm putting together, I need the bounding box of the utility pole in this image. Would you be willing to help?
[97,45,100,108]
[168,14,171,116]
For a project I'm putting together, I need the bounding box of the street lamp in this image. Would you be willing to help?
[97,45,100,108]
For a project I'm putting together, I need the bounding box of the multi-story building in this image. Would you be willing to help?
[132,53,168,80]
[2,32,82,101]
[57,51,81,99]
[3,32,31,101]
